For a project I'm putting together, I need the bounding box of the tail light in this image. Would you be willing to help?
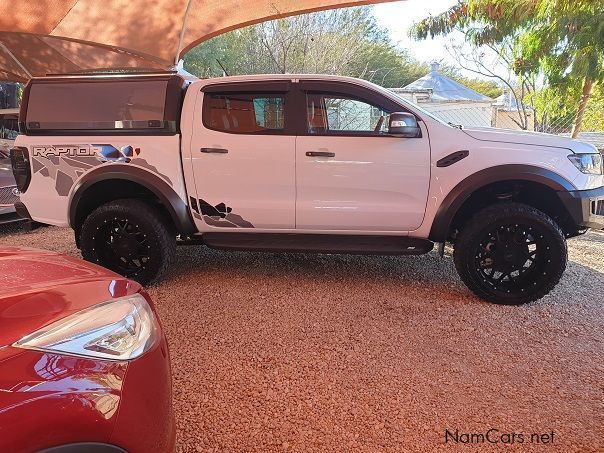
[10,146,31,193]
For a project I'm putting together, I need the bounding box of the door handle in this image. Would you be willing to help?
[200,147,228,154]
[306,151,335,157]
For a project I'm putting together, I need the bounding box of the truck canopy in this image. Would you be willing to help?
[20,74,185,135]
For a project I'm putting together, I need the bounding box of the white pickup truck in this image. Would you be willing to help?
[10,72,604,304]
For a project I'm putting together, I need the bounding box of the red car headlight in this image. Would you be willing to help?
[13,294,160,361]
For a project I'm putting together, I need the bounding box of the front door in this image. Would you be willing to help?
[295,81,431,232]
[190,84,295,230]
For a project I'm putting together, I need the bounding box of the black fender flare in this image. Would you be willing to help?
[69,165,196,235]
[428,164,576,242]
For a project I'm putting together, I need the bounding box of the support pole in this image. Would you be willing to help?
[0,41,32,80]
[174,0,194,66]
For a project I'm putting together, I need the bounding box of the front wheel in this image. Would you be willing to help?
[80,199,176,286]
[453,202,567,305]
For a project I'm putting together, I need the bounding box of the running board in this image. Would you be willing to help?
[202,233,434,255]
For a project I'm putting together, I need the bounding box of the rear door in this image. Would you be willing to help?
[295,80,431,232]
[190,81,296,230]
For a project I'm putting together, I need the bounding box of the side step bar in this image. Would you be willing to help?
[202,233,434,255]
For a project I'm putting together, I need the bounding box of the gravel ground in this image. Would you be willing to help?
[1,224,603,452]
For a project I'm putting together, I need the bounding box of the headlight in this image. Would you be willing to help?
[13,294,159,361]
[568,153,603,175]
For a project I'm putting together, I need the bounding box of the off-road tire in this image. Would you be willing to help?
[80,199,175,286]
[453,202,567,305]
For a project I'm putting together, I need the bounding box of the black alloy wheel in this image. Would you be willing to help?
[96,217,151,277]
[454,202,567,305]
[80,199,175,285]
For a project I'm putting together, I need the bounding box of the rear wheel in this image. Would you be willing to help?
[80,199,175,286]
[453,202,567,305]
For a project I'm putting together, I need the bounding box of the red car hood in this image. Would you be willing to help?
[0,247,140,348]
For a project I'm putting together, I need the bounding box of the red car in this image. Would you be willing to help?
[0,247,175,453]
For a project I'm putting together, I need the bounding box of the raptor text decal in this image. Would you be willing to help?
[30,143,173,197]
[32,145,97,157]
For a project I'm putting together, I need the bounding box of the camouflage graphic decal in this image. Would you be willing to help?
[190,197,202,220]
[96,145,173,186]
[198,199,254,228]
[30,144,174,197]
[31,153,102,196]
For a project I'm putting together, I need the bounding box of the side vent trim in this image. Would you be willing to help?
[436,150,469,168]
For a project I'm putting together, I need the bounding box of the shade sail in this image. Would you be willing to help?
[0,0,399,81]
[0,33,166,81]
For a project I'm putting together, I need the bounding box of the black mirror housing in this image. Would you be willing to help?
[389,112,421,138]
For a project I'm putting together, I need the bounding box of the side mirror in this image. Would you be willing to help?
[389,112,421,138]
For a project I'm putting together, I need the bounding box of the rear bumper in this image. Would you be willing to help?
[557,186,604,230]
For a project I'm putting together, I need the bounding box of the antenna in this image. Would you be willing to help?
[216,59,230,77]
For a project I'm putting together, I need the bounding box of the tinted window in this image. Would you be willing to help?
[203,93,285,134]
[26,80,169,131]
[0,114,18,140]
[307,93,391,134]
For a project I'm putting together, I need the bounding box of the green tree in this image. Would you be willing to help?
[183,32,243,78]
[458,78,502,98]
[184,7,488,90]
[534,82,604,133]
[410,0,604,137]
[184,6,503,98]
[185,8,391,78]
[583,84,604,131]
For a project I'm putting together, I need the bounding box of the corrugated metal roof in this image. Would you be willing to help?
[403,62,493,103]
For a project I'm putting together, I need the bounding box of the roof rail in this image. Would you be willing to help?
[43,69,177,77]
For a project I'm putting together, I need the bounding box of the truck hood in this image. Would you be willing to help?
[462,127,599,154]
[0,247,139,348]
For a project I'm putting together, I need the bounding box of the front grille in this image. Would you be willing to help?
[0,185,19,206]
[593,200,604,216]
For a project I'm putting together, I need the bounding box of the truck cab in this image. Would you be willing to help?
[11,72,604,304]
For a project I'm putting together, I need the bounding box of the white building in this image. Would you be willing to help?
[390,62,493,128]
[492,90,535,131]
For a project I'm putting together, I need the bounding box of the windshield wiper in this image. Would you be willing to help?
[448,122,463,129]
